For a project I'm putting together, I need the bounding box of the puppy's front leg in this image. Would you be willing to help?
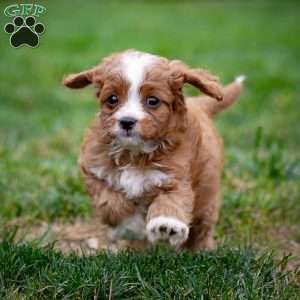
[83,172,135,226]
[146,180,194,248]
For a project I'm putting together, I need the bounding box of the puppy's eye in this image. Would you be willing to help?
[146,96,161,108]
[106,95,118,107]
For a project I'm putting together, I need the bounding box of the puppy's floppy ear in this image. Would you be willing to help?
[170,60,223,101]
[63,68,95,89]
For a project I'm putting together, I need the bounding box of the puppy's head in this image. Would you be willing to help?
[64,50,223,153]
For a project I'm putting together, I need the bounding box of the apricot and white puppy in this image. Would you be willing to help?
[64,50,244,250]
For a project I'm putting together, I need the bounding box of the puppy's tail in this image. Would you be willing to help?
[200,75,246,116]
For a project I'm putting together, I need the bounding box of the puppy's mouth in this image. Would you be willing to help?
[118,128,139,139]
[114,129,158,154]
[124,129,135,138]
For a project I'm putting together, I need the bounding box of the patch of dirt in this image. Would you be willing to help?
[3,218,147,255]
[3,218,110,255]
[273,227,300,272]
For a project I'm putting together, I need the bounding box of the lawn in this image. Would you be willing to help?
[0,0,299,299]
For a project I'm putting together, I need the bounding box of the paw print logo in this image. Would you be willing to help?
[4,16,45,48]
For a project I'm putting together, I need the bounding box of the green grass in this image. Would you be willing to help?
[0,242,298,299]
[0,0,300,298]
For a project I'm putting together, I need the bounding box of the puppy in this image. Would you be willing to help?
[63,50,244,250]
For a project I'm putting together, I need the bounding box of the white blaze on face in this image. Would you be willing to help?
[115,51,158,121]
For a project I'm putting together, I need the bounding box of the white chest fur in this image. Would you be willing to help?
[90,165,169,200]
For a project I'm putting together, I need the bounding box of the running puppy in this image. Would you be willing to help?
[64,50,244,250]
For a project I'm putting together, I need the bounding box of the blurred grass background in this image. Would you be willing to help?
[0,0,300,297]
[1,0,299,239]
[0,0,299,232]
[0,1,300,239]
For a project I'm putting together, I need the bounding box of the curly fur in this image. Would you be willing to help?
[63,49,244,250]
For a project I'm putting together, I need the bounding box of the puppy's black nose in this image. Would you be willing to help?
[119,117,137,130]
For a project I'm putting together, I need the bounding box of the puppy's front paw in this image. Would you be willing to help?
[146,216,189,247]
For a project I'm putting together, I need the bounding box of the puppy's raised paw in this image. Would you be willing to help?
[146,216,189,247]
